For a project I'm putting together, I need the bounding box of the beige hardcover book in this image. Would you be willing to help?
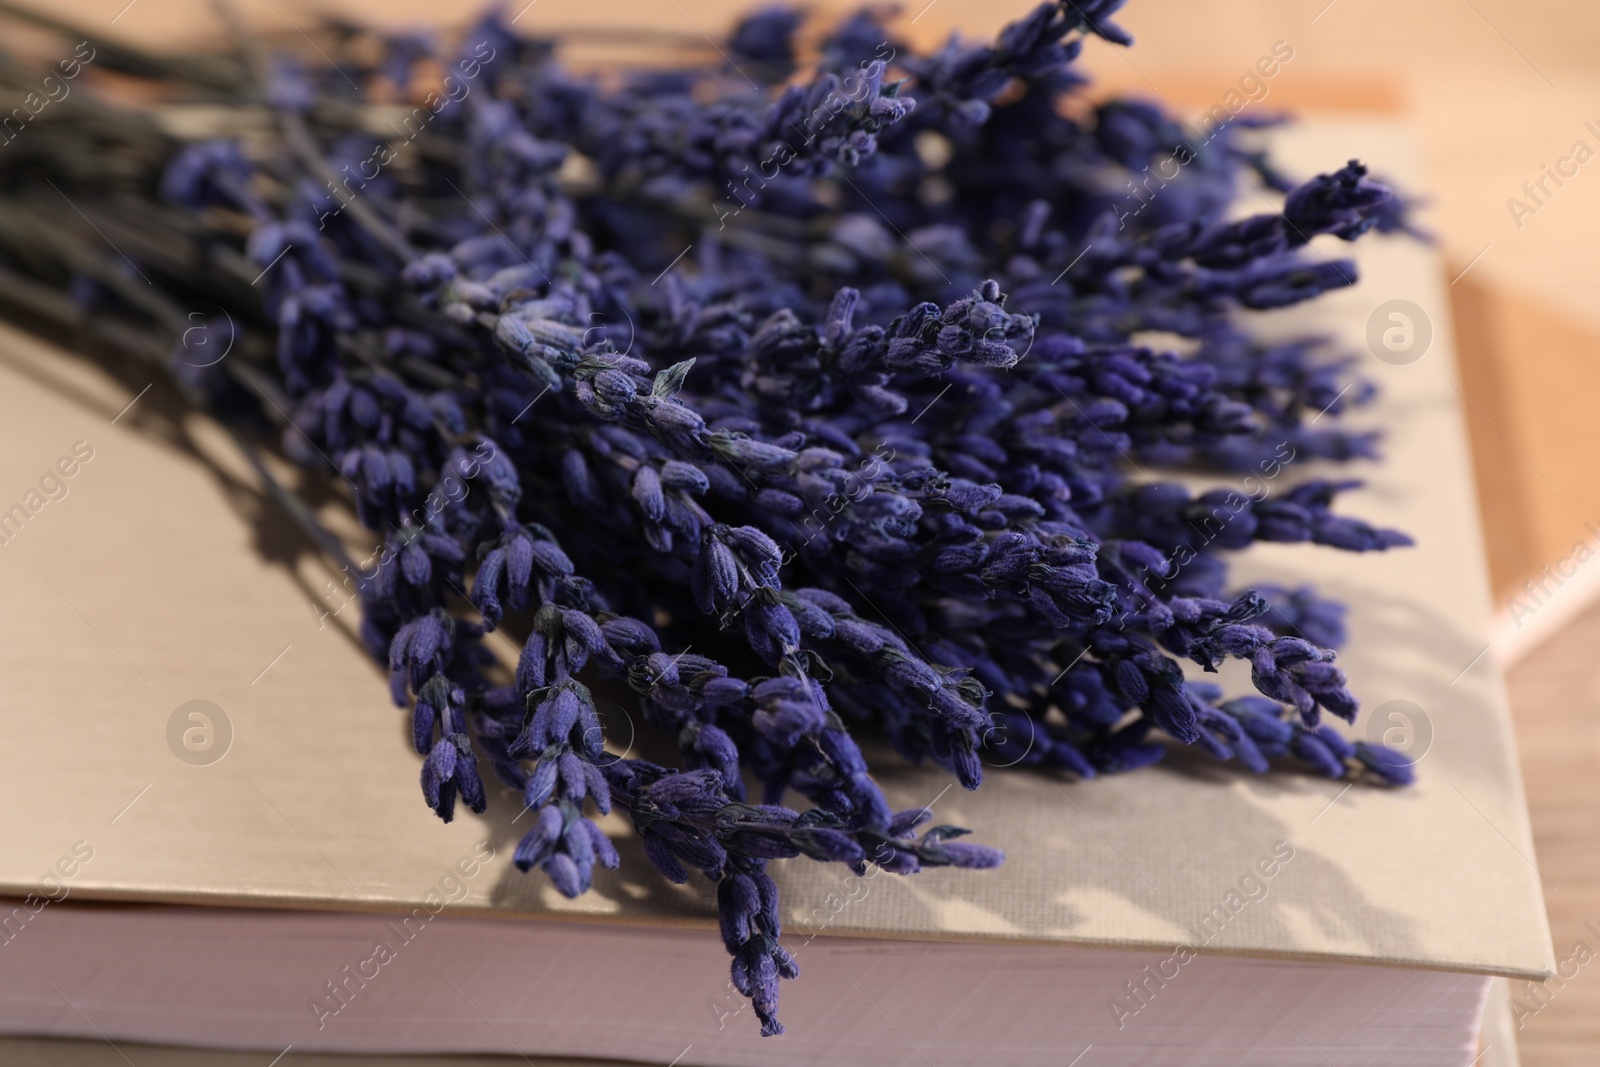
[0,121,1552,1067]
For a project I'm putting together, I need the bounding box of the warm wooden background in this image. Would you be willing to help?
[13,2,1600,1064]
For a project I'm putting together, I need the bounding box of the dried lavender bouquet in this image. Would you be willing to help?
[0,0,1420,1034]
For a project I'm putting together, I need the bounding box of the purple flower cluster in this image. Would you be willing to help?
[2,0,1423,1035]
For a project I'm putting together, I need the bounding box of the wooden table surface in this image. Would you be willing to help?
[1502,603,1600,1066]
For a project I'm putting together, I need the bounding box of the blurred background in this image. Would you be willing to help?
[13,0,1600,1062]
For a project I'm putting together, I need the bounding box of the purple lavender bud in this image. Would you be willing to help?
[1225,728,1271,774]
[582,762,612,813]
[1217,624,1271,657]
[939,841,1005,868]
[594,368,638,405]
[557,750,588,803]
[471,548,506,629]
[549,688,582,745]
[514,806,565,872]
[453,736,487,813]
[1113,660,1148,702]
[725,526,784,574]
[389,613,445,674]
[388,451,415,497]
[1152,684,1203,742]
[660,460,711,494]
[646,399,708,446]
[950,742,983,790]
[1355,742,1415,786]
[695,724,741,775]
[795,587,852,614]
[586,820,621,868]
[601,616,659,653]
[874,845,922,876]
[524,756,559,810]
[515,631,547,695]
[745,598,801,665]
[529,540,573,577]
[563,817,596,883]
[756,488,803,515]
[421,738,457,805]
[1291,730,1345,778]
[419,739,457,825]
[411,701,437,755]
[832,618,884,654]
[643,651,683,689]
[1318,687,1360,724]
[691,533,741,614]
[711,432,796,472]
[402,252,455,288]
[887,807,933,838]
[1094,725,1167,774]
[642,833,690,884]
[561,449,594,505]
[561,610,607,660]
[928,686,989,731]
[647,772,713,805]
[1315,725,1356,760]
[881,652,941,697]
[718,871,758,951]
[785,595,836,640]
[348,389,378,428]
[399,543,431,587]
[501,314,571,360]
[540,852,582,898]
[420,533,464,563]
[701,676,751,706]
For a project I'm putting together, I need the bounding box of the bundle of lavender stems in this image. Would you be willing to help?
[0,0,1421,1034]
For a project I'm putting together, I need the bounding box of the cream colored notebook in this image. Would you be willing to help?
[0,122,1551,1065]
